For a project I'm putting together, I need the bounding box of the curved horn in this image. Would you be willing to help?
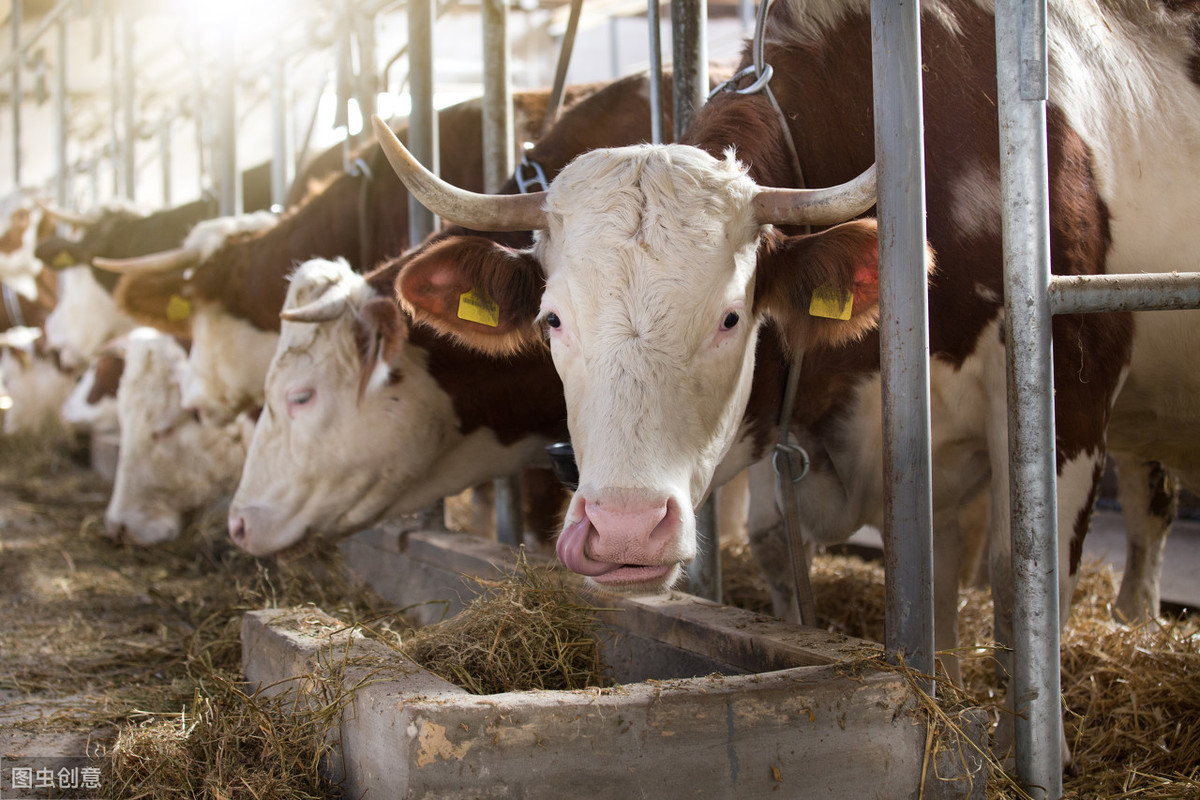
[93,248,199,275]
[279,283,352,324]
[37,200,100,228]
[371,114,548,232]
[753,163,878,227]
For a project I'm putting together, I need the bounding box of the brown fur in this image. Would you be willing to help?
[86,353,125,404]
[112,269,193,339]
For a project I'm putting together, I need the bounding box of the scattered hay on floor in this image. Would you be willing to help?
[401,549,611,695]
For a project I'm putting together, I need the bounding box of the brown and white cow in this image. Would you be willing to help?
[0,326,75,435]
[104,328,248,545]
[226,71,702,553]
[373,0,1200,736]
[60,343,125,435]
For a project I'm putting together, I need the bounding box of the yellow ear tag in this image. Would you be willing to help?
[52,251,75,269]
[809,282,854,321]
[166,294,192,322]
[457,289,500,328]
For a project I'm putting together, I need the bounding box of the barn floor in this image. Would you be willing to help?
[2,430,1198,798]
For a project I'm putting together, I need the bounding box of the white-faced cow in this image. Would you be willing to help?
[373,0,1200,763]
[60,344,125,435]
[227,72,701,554]
[105,328,248,545]
[0,326,75,435]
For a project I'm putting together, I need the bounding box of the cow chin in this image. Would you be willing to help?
[586,563,684,596]
[104,509,182,546]
[228,503,309,557]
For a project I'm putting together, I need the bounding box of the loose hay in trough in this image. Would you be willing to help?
[398,548,612,695]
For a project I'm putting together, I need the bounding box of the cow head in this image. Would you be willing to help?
[98,212,282,424]
[0,326,75,435]
[375,117,880,593]
[43,265,138,370]
[0,192,56,301]
[229,258,510,557]
[105,329,247,545]
[60,347,124,435]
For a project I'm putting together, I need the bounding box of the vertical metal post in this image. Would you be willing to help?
[407,0,438,243]
[355,5,378,127]
[159,121,172,207]
[870,0,935,688]
[995,0,1060,795]
[215,27,239,215]
[109,17,120,196]
[494,477,523,546]
[271,61,290,209]
[54,16,68,206]
[686,497,721,602]
[120,6,136,202]
[481,0,513,193]
[10,0,20,187]
[670,0,707,139]
[647,0,664,144]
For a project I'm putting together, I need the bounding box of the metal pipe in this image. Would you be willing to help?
[670,0,707,139]
[995,0,1060,795]
[216,28,240,215]
[686,496,721,602]
[647,0,664,144]
[121,7,137,202]
[11,0,21,187]
[54,16,68,206]
[494,477,522,547]
[159,121,172,207]
[870,0,935,689]
[109,17,120,196]
[355,5,379,126]
[482,0,513,194]
[271,61,289,209]
[1048,272,1200,315]
[544,0,583,137]
[407,0,439,243]
[0,0,74,79]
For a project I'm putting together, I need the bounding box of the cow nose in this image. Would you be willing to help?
[229,515,247,544]
[585,493,673,562]
[103,516,126,541]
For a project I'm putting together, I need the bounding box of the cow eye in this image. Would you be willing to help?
[721,311,740,331]
[287,388,314,407]
[545,313,561,330]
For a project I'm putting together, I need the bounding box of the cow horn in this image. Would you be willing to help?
[280,283,352,324]
[372,114,548,232]
[93,248,199,274]
[37,200,100,228]
[752,163,878,227]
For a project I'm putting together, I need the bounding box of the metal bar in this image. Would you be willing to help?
[11,0,21,186]
[159,121,172,207]
[109,17,120,196]
[543,0,583,137]
[216,28,240,215]
[870,0,935,689]
[1048,272,1200,315]
[995,0,1060,795]
[407,0,439,242]
[686,496,721,602]
[54,17,68,206]
[0,0,74,79]
[481,0,513,194]
[355,5,379,125]
[271,62,289,209]
[647,0,664,144]
[494,476,522,547]
[670,0,707,139]
[121,7,137,201]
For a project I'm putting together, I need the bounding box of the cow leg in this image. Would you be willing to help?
[957,491,990,588]
[1110,453,1174,622]
[932,506,966,687]
[717,468,750,546]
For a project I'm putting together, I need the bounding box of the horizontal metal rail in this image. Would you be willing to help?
[1048,272,1200,315]
[0,0,74,79]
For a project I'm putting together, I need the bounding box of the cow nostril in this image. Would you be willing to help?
[229,516,246,543]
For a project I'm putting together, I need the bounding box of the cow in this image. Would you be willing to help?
[104,328,248,545]
[0,189,57,306]
[372,0,1200,763]
[222,71,719,555]
[94,84,611,426]
[0,327,75,435]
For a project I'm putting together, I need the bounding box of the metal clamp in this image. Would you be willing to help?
[515,145,549,194]
[772,441,810,483]
[708,63,775,100]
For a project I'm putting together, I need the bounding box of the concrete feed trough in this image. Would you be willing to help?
[242,530,986,798]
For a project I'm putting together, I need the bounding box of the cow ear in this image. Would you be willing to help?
[113,271,193,339]
[35,237,90,271]
[396,236,543,355]
[756,219,922,350]
[353,297,408,402]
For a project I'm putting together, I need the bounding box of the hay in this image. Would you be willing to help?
[400,548,611,695]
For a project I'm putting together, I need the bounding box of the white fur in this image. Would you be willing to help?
[60,361,120,434]
[106,329,247,545]
[44,266,138,370]
[182,308,280,424]
[181,211,279,261]
[230,258,554,556]
[0,327,74,434]
[0,191,45,301]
